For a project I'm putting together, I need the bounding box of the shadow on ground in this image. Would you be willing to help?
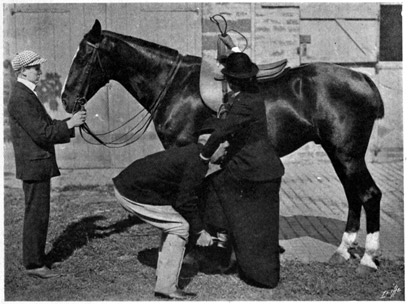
[280,215,345,245]
[45,215,144,265]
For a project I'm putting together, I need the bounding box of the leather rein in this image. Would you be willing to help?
[74,40,182,148]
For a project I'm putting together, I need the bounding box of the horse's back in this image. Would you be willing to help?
[261,62,384,156]
[262,62,384,119]
[298,63,383,117]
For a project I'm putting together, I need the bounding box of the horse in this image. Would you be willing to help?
[61,19,384,275]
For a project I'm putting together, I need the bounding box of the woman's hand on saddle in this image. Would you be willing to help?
[196,230,214,247]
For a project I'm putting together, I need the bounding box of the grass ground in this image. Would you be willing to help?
[4,184,404,301]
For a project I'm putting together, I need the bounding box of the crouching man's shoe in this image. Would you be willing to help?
[26,266,61,279]
[154,289,197,300]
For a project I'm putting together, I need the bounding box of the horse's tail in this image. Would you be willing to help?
[363,73,385,119]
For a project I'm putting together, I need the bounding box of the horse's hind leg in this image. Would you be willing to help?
[324,148,382,274]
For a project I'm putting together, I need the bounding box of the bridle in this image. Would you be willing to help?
[74,41,107,113]
[73,39,182,148]
[73,40,111,146]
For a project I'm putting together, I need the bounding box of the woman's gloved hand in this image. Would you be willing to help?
[196,230,214,247]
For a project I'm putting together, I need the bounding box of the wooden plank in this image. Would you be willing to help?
[106,3,163,167]
[376,64,403,152]
[69,4,111,168]
[3,4,17,58]
[300,20,378,63]
[300,3,379,19]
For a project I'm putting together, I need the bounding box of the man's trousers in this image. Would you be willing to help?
[114,187,188,294]
[22,179,51,269]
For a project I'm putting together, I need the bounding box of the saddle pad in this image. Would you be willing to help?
[199,55,224,113]
[258,59,288,71]
[256,59,288,82]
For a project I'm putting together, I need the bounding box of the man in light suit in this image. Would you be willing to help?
[8,50,87,278]
[113,118,229,299]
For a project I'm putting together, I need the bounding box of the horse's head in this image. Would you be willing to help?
[61,20,113,113]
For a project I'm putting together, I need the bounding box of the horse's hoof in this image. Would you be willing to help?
[328,252,348,265]
[356,264,377,276]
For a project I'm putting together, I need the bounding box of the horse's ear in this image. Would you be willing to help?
[89,19,102,39]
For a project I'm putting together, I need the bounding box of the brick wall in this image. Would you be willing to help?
[254,4,299,66]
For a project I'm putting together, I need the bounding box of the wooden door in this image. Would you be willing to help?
[299,3,379,64]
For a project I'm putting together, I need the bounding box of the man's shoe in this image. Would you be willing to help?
[154,289,197,300]
[45,260,63,269]
[279,245,285,254]
[51,261,63,268]
[26,266,60,279]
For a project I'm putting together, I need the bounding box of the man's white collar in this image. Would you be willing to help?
[17,78,37,93]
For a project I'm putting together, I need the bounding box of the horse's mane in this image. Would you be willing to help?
[102,30,179,58]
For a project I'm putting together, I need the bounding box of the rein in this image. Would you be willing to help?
[75,40,182,148]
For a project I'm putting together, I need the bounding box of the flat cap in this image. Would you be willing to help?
[11,50,46,71]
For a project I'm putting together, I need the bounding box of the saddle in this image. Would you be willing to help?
[200,56,289,113]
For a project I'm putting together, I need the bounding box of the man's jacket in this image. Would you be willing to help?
[8,82,74,181]
[113,144,208,234]
[201,91,284,181]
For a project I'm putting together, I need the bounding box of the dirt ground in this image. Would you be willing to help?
[3,158,404,301]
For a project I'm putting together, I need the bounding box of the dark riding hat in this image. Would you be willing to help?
[221,52,259,79]
[196,117,222,136]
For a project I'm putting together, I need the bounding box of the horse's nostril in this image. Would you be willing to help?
[61,99,68,110]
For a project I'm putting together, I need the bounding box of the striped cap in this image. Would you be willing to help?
[11,50,46,71]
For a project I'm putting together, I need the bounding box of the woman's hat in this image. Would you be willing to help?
[11,50,47,71]
[221,52,259,79]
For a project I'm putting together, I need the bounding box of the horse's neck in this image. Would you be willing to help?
[109,35,179,112]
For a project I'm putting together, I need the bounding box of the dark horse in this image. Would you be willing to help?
[61,20,384,275]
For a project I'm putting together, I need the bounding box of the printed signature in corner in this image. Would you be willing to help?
[380,284,401,299]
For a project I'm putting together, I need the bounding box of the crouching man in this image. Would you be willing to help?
[112,118,229,300]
